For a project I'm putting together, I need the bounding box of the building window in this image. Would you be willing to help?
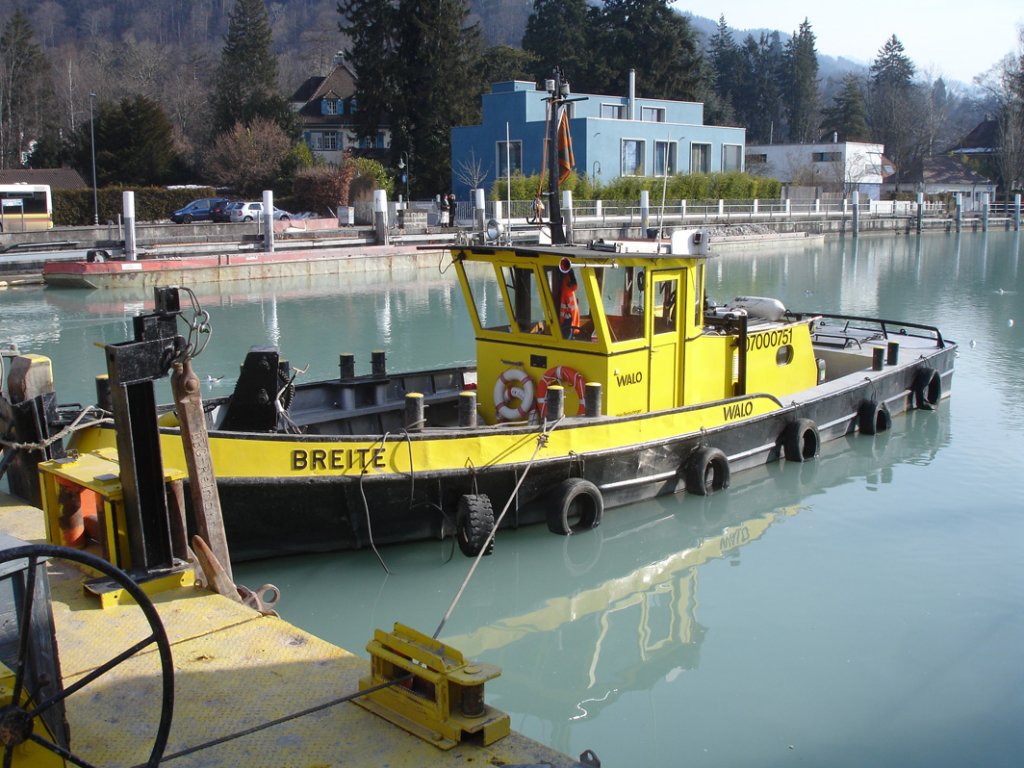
[745,153,768,165]
[348,98,357,114]
[690,143,711,173]
[601,103,625,119]
[622,139,646,176]
[722,144,742,171]
[322,98,338,115]
[641,106,665,122]
[655,141,677,175]
[812,151,842,162]
[309,131,339,151]
[497,140,523,177]
[376,131,386,149]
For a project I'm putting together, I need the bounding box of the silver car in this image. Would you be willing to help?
[228,201,291,222]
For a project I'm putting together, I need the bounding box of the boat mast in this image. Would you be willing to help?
[546,68,569,245]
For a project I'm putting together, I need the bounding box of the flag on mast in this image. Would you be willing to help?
[556,107,575,184]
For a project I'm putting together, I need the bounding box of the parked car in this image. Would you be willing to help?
[228,202,292,222]
[171,197,229,224]
[210,199,237,223]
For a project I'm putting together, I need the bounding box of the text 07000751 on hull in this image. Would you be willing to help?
[67,230,954,561]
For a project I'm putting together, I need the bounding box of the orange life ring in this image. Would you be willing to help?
[493,368,535,422]
[537,366,587,418]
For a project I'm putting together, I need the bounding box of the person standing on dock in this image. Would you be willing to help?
[447,193,456,226]
[438,194,449,227]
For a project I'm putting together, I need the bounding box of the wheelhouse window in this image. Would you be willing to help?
[653,276,678,335]
[601,103,625,119]
[598,267,647,342]
[497,140,523,177]
[622,139,646,176]
[722,144,742,171]
[545,265,596,341]
[690,143,711,173]
[502,266,552,335]
[812,151,842,162]
[463,264,512,333]
[655,141,677,175]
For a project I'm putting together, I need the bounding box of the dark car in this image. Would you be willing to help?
[171,197,229,224]
[210,199,236,223]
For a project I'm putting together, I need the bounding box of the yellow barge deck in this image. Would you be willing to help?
[0,490,579,767]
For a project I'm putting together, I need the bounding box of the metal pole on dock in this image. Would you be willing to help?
[123,191,137,261]
[916,192,924,234]
[955,193,962,232]
[982,192,990,231]
[1015,193,1021,231]
[852,195,859,238]
[263,190,275,252]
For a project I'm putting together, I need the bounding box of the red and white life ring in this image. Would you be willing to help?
[493,368,535,422]
[536,366,587,418]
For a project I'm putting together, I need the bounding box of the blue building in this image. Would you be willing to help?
[450,73,746,199]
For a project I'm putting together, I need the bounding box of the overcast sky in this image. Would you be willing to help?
[675,0,1022,85]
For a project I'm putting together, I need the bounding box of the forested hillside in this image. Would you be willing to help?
[0,0,1018,202]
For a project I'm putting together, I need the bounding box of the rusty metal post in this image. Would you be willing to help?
[171,358,233,583]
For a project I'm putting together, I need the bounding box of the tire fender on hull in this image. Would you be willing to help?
[546,478,604,535]
[684,447,731,496]
[858,399,892,435]
[782,418,820,462]
[912,367,942,410]
[456,494,495,557]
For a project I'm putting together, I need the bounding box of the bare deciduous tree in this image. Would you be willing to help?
[206,117,291,194]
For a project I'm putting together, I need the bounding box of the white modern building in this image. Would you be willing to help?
[745,141,887,200]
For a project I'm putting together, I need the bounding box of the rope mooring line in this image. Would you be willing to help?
[0,407,111,451]
[150,673,413,766]
[432,417,562,640]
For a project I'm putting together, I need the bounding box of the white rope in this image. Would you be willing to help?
[432,417,562,639]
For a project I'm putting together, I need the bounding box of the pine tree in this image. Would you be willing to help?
[72,95,178,185]
[868,34,919,182]
[592,0,702,101]
[0,9,54,169]
[819,74,869,142]
[781,19,819,143]
[392,0,483,195]
[338,0,399,144]
[736,32,785,144]
[707,15,740,123]
[211,0,293,137]
[522,0,595,92]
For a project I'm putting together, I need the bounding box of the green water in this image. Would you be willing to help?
[3,232,1023,766]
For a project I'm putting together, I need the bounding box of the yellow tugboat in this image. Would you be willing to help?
[62,226,954,560]
[54,68,954,561]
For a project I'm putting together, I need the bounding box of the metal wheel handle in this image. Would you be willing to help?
[0,544,174,768]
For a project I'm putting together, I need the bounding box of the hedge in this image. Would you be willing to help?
[53,186,219,225]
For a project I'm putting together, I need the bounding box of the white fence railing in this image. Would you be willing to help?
[360,195,1021,229]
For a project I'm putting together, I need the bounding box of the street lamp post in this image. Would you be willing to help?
[89,93,98,226]
[397,152,410,204]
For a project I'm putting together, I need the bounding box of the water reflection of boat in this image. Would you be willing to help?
[441,408,949,728]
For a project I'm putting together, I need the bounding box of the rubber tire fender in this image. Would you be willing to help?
[782,418,820,462]
[684,446,731,496]
[912,367,942,410]
[546,478,604,535]
[858,399,892,435]
[456,494,495,557]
